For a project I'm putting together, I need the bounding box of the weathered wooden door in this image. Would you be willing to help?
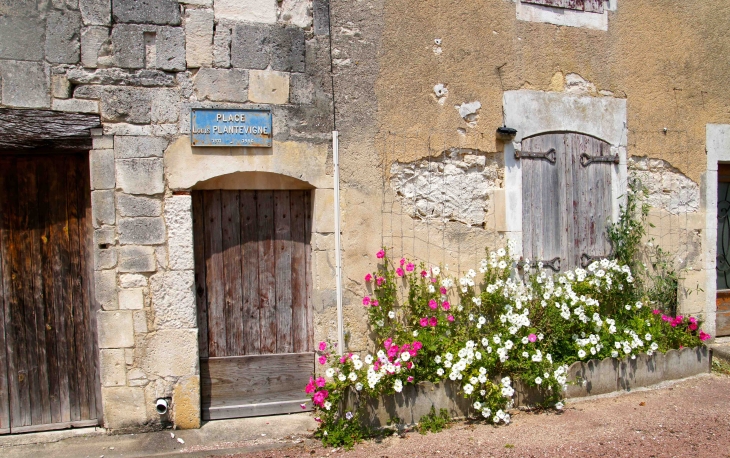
[0,153,100,434]
[194,190,313,420]
[521,133,614,271]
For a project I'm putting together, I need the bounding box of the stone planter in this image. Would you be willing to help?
[346,346,711,427]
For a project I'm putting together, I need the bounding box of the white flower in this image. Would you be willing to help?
[645,333,652,341]
[498,260,507,269]
[388,311,396,319]
[445,352,453,361]
[348,372,357,381]
[493,336,501,344]
[522,351,529,358]
[521,337,529,345]
[436,368,444,376]
[338,373,346,381]
[364,355,373,364]
[325,368,335,378]
[504,340,513,350]
[578,349,587,359]
[428,285,435,293]
[432,266,440,276]
[473,401,482,410]
[482,408,491,418]
[394,379,403,393]
[401,352,410,361]
[555,402,564,410]
[535,377,542,385]
[324,401,332,410]
[463,384,474,395]
[353,360,363,370]
[355,382,363,391]
[413,330,419,337]
[611,350,619,358]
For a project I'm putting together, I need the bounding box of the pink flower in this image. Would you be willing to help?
[387,346,398,358]
[406,262,415,272]
[419,317,428,327]
[377,277,385,286]
[315,377,326,388]
[314,417,322,423]
[318,355,327,365]
[401,343,410,352]
[312,389,329,407]
[372,299,379,307]
[305,377,316,394]
[407,376,414,382]
[429,317,438,327]
[689,316,697,324]
[365,273,372,282]
[421,270,428,277]
[406,361,413,369]
[318,341,327,351]
[396,267,405,277]
[376,249,385,259]
[431,278,437,283]
[340,355,347,364]
[363,296,371,306]
[528,333,537,343]
[300,403,307,409]
[384,338,393,349]
[652,309,661,315]
[447,315,454,322]
[662,315,670,322]
[677,315,684,322]
[400,258,406,266]
[699,331,711,341]
[442,301,450,311]
[412,341,422,350]
[670,321,678,327]
[689,323,698,331]
[440,286,447,295]
[429,299,438,310]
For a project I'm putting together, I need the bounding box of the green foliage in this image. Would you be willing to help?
[417,406,451,435]
[316,414,365,450]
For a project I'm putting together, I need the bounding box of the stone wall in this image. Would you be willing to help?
[0,0,333,430]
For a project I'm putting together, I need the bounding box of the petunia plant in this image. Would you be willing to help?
[305,240,709,447]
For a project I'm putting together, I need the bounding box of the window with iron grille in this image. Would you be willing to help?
[521,0,604,14]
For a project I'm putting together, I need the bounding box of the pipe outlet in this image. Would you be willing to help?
[155,398,169,415]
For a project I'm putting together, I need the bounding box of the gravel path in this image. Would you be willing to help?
[228,373,730,458]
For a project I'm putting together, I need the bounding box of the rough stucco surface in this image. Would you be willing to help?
[630,157,700,215]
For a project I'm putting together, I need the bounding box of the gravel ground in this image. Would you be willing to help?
[227,373,730,458]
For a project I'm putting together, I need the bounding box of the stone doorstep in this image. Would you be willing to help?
[0,414,317,458]
[709,342,730,363]
[346,346,711,428]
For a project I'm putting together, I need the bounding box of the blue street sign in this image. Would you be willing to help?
[191,108,273,147]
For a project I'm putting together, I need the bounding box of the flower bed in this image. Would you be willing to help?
[305,241,710,448]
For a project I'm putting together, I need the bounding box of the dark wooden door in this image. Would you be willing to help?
[521,133,614,271]
[0,153,100,434]
[194,190,313,420]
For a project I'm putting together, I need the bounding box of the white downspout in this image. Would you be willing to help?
[333,131,344,355]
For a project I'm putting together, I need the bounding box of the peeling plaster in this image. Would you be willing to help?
[630,157,700,214]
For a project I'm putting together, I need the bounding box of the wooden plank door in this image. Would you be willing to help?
[0,153,100,434]
[194,190,313,420]
[522,133,614,271]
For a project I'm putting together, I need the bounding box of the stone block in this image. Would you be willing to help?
[94,245,117,270]
[95,270,118,310]
[115,135,169,159]
[155,244,168,269]
[101,386,147,429]
[92,190,116,227]
[280,0,313,29]
[212,25,231,68]
[150,88,180,123]
[81,26,110,68]
[0,60,49,108]
[270,25,306,72]
[98,310,135,348]
[118,245,157,272]
[51,74,72,99]
[92,135,114,150]
[214,0,276,23]
[119,287,144,310]
[112,0,181,25]
[100,86,152,123]
[156,26,186,71]
[172,375,200,429]
[566,358,620,398]
[81,0,111,25]
[94,227,117,246]
[52,98,100,114]
[116,158,164,195]
[120,273,148,288]
[164,194,193,245]
[118,217,166,245]
[133,310,148,333]
[184,8,213,68]
[45,9,82,64]
[313,0,330,36]
[248,69,289,104]
[169,244,193,271]
[289,73,314,105]
[68,68,176,86]
[104,123,153,136]
[179,0,211,4]
[312,188,334,233]
[100,349,127,387]
[90,149,116,190]
[230,23,304,72]
[149,271,196,328]
[0,16,44,60]
[127,367,148,387]
[109,24,145,69]
[117,193,162,217]
[140,329,198,377]
[194,68,248,102]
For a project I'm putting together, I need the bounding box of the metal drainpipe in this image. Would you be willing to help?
[333,131,344,355]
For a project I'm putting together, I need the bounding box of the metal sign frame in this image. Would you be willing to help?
[191,108,273,147]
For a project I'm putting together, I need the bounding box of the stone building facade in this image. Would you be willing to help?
[0,0,729,433]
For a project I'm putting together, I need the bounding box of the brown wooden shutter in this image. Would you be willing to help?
[521,133,613,271]
[521,0,604,14]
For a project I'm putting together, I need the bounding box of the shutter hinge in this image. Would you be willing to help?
[580,152,619,167]
[515,148,556,164]
[519,256,561,272]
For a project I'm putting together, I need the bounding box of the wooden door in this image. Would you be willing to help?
[0,153,100,434]
[521,133,614,271]
[194,190,313,420]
